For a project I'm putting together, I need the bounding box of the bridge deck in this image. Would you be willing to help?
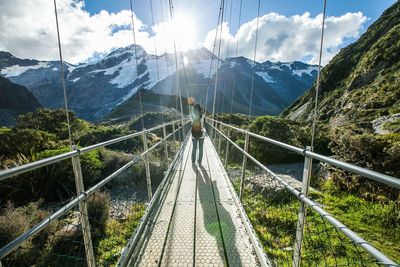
[130,136,260,266]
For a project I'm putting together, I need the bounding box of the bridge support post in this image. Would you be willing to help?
[172,122,176,144]
[218,124,222,155]
[142,130,153,202]
[71,148,96,267]
[224,128,231,169]
[163,124,169,163]
[239,131,249,199]
[293,146,313,267]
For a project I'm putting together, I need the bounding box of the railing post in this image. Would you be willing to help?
[162,124,169,163]
[293,146,313,267]
[239,131,249,199]
[218,124,222,155]
[142,130,153,202]
[172,122,176,143]
[71,147,96,267]
[224,128,230,169]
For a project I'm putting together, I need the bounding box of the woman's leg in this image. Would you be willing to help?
[198,138,204,164]
[192,138,197,163]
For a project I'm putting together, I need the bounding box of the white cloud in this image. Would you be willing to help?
[204,12,367,65]
[0,0,152,64]
[0,0,367,66]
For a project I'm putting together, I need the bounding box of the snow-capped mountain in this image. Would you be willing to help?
[0,47,317,121]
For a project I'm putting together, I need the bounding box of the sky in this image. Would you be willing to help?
[0,0,396,65]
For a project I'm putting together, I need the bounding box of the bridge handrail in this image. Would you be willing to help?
[208,118,400,189]
[0,119,183,182]
[208,122,398,266]
[0,120,189,260]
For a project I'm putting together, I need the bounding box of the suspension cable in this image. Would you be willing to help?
[149,0,165,124]
[53,0,73,150]
[159,0,173,110]
[204,5,223,111]
[212,0,225,121]
[248,0,261,119]
[168,0,185,123]
[310,0,327,150]
[229,0,243,124]
[129,0,145,130]
[220,0,232,114]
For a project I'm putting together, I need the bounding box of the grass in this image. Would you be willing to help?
[96,203,145,266]
[238,176,400,266]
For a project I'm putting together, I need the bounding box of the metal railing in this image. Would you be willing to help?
[0,119,190,266]
[207,119,399,267]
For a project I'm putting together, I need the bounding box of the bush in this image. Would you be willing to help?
[88,191,111,240]
[0,147,104,205]
[0,128,59,158]
[329,131,400,200]
[247,116,330,164]
[0,201,55,266]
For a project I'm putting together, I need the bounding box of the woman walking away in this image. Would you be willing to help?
[191,103,205,165]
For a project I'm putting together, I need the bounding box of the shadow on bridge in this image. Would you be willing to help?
[197,163,243,266]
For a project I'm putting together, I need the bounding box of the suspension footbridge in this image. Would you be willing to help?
[0,120,399,266]
[0,0,399,266]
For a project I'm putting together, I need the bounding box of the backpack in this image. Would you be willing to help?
[191,108,203,138]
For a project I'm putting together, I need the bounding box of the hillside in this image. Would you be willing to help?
[0,76,41,126]
[0,47,317,121]
[282,2,400,133]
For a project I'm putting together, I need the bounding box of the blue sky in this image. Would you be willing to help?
[83,0,395,35]
[0,0,396,64]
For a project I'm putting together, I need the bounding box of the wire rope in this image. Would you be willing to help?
[212,0,226,121]
[168,0,185,123]
[229,0,243,124]
[129,0,145,130]
[310,0,327,150]
[204,5,223,111]
[149,0,165,124]
[248,0,261,119]
[53,0,73,149]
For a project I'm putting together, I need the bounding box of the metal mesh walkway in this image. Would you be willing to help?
[129,136,260,266]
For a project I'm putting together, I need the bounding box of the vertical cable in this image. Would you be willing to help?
[248,0,261,119]
[310,0,327,150]
[168,0,185,123]
[129,0,145,130]
[149,0,164,124]
[53,0,73,150]
[212,0,225,121]
[229,0,243,124]
[204,6,223,110]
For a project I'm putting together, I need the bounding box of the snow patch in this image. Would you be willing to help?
[0,62,50,77]
[256,71,275,83]
[292,66,318,77]
[72,77,80,83]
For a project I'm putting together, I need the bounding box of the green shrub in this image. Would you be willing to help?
[0,201,55,266]
[0,128,59,158]
[0,147,104,205]
[247,116,330,164]
[88,191,111,240]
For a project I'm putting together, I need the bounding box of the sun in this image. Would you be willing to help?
[161,12,197,52]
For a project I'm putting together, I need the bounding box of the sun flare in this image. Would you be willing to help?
[157,13,197,52]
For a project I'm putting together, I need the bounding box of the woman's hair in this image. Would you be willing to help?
[194,103,203,114]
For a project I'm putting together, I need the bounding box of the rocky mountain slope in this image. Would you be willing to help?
[1,47,317,121]
[0,76,41,126]
[282,1,400,134]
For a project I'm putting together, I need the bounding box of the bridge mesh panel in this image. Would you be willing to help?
[1,123,189,266]
[1,205,87,266]
[208,124,395,266]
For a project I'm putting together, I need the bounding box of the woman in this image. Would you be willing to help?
[190,103,205,165]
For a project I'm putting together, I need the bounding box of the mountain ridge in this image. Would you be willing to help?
[0,46,317,121]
